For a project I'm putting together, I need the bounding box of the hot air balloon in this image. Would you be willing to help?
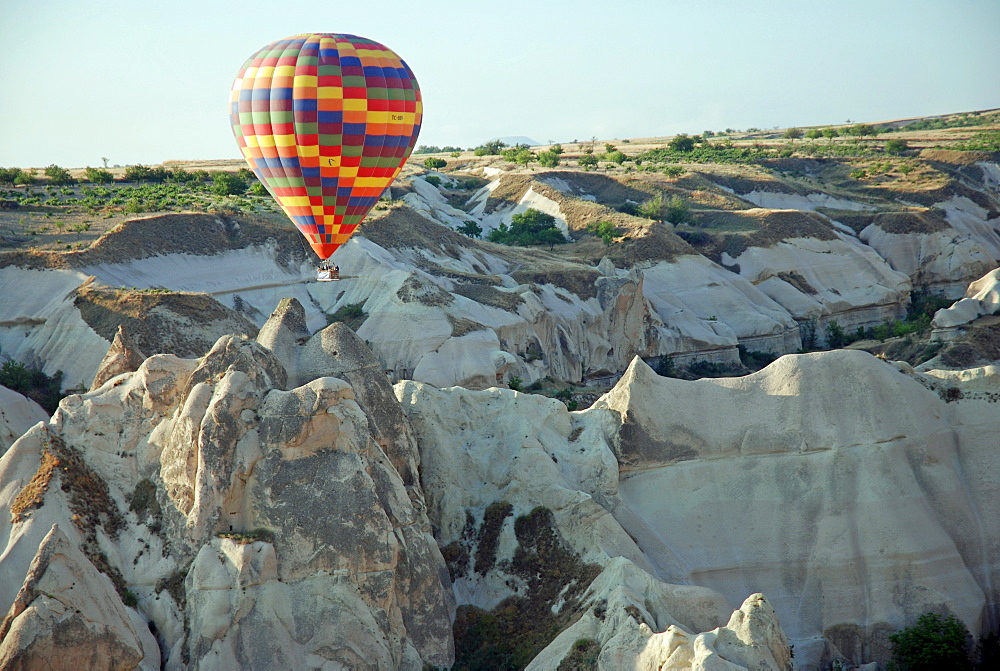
[230,33,422,278]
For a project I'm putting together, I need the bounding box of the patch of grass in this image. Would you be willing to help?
[155,565,190,609]
[396,275,454,307]
[73,283,258,358]
[448,315,489,337]
[557,638,600,670]
[475,501,513,576]
[10,449,60,523]
[453,506,602,670]
[441,511,477,581]
[778,270,817,295]
[452,283,525,311]
[218,527,275,544]
[871,209,950,234]
[11,431,131,599]
[511,267,600,301]
[122,589,139,608]
[128,478,162,522]
[326,302,368,331]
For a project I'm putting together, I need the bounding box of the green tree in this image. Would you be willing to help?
[423,157,447,169]
[885,138,909,154]
[124,164,172,182]
[0,360,65,414]
[84,166,114,183]
[537,151,560,168]
[668,134,695,152]
[549,143,563,155]
[847,124,877,142]
[14,169,36,185]
[825,320,849,348]
[587,220,618,246]
[513,148,535,168]
[606,150,626,165]
[212,172,248,196]
[457,220,482,238]
[487,209,566,248]
[473,139,507,156]
[889,613,971,670]
[664,195,690,224]
[535,227,567,250]
[822,127,840,143]
[44,164,73,185]
[248,181,269,196]
[638,193,667,221]
[783,127,804,141]
[578,153,598,169]
[0,167,23,185]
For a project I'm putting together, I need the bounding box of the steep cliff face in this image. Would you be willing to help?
[3,305,998,668]
[597,352,1000,668]
[0,326,454,668]
[386,345,1000,669]
[393,378,794,670]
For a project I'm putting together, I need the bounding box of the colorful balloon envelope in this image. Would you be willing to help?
[230,33,422,260]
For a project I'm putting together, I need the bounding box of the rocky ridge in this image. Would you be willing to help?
[0,299,802,670]
[0,313,454,668]
[1,151,997,392]
[2,294,999,668]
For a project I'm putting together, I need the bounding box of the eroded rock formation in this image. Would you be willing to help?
[0,326,453,668]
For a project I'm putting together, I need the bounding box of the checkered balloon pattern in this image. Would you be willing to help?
[230,33,422,260]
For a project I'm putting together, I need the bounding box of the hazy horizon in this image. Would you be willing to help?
[2,0,998,168]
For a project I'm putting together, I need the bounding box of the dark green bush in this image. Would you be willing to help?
[0,360,65,414]
[586,220,618,245]
[538,151,560,168]
[668,134,695,152]
[248,181,268,196]
[885,138,909,154]
[487,209,566,249]
[85,166,114,184]
[44,164,73,185]
[889,612,971,670]
[457,220,482,238]
[0,167,23,185]
[211,172,248,196]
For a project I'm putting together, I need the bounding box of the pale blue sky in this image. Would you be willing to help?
[1,0,997,168]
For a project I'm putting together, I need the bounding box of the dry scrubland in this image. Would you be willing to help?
[1,109,997,256]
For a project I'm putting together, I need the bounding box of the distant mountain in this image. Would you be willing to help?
[489,135,541,147]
